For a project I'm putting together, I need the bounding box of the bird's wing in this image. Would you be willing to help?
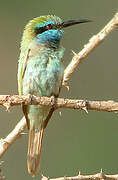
[18,49,31,129]
[18,49,30,95]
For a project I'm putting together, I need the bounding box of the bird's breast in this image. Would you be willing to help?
[22,49,64,97]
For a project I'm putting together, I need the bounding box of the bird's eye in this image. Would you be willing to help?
[46,24,52,29]
[35,27,46,34]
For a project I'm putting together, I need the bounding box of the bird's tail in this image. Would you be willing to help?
[27,127,44,177]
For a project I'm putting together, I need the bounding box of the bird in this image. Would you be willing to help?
[17,15,90,176]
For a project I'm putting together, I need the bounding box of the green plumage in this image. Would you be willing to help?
[18,15,64,176]
[17,14,90,176]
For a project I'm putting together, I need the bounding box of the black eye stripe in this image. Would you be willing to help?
[35,24,57,35]
[35,26,46,34]
[35,24,58,34]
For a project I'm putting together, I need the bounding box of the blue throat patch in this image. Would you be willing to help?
[36,29,63,48]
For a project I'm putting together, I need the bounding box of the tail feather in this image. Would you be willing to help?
[27,127,44,176]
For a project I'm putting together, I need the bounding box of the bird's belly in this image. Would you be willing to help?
[22,59,64,97]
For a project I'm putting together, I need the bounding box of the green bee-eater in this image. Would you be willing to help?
[18,15,90,176]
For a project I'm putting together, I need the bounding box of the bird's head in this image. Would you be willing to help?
[21,15,91,50]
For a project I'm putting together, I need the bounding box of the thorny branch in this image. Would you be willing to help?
[1,95,118,113]
[0,95,118,159]
[0,11,118,179]
[63,11,118,84]
[41,170,118,180]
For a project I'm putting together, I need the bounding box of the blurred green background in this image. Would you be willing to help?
[0,0,118,179]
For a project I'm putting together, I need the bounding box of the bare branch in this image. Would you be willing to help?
[0,116,26,158]
[41,171,118,180]
[63,11,118,84]
[0,95,118,112]
[0,95,118,158]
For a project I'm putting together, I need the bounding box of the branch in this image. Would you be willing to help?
[1,11,118,177]
[41,170,118,180]
[0,95,118,157]
[0,116,26,158]
[63,11,118,84]
[1,95,118,112]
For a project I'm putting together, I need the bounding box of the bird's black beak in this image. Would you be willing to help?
[59,19,92,29]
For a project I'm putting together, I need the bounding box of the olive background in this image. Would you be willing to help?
[0,0,118,179]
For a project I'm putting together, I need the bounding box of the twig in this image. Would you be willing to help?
[41,170,118,180]
[0,95,118,112]
[63,11,118,84]
[0,116,26,158]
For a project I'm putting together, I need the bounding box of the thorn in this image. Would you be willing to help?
[99,168,105,179]
[3,95,12,112]
[66,86,70,91]
[63,81,70,91]
[66,85,70,91]
[100,168,103,174]
[65,83,70,91]
[59,111,62,116]
[3,102,11,112]
[21,132,27,135]
[50,96,55,106]
[72,50,78,56]
[41,174,43,180]
[82,107,88,113]
[41,175,49,180]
